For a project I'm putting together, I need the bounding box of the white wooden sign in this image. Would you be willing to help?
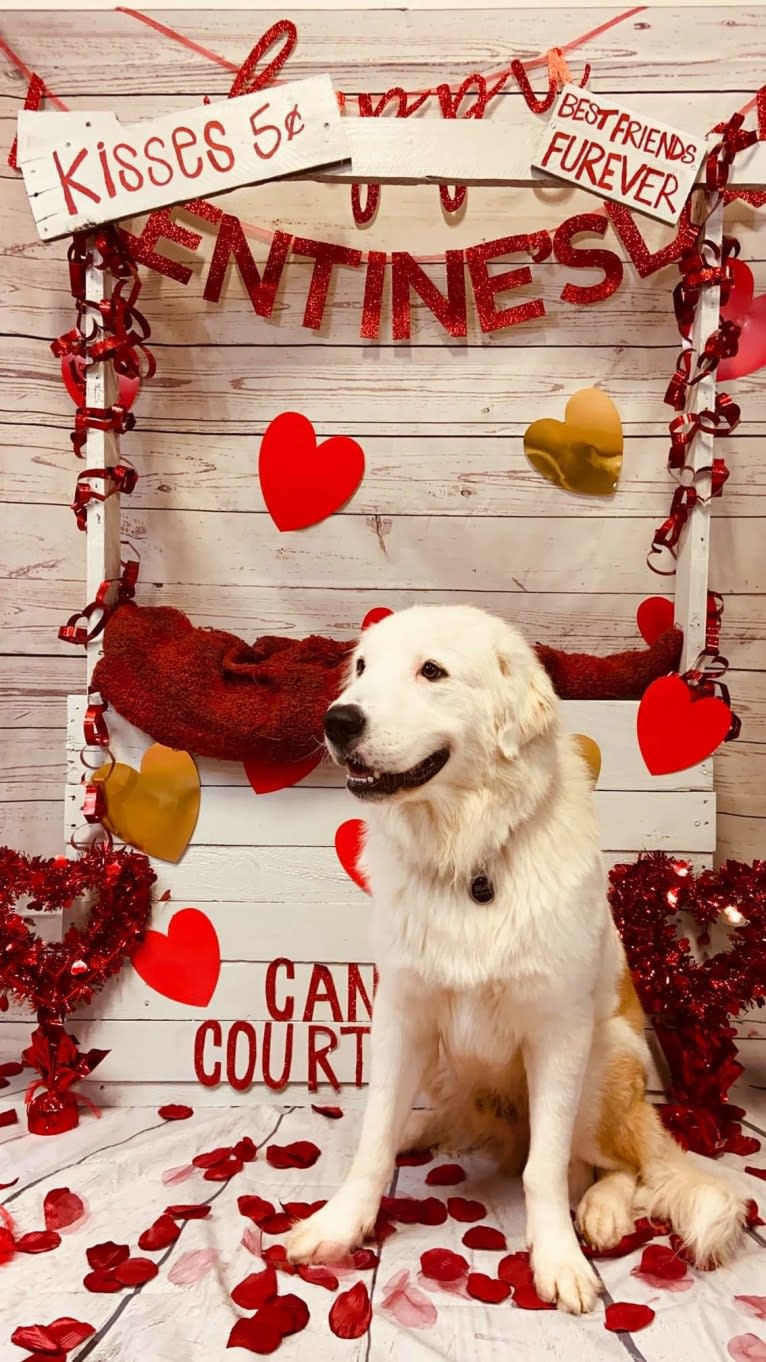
[16,75,348,242]
[532,84,708,225]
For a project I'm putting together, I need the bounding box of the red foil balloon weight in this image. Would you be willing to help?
[27,1087,80,1137]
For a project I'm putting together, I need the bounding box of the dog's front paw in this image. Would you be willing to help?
[531,1239,602,1315]
[286,1189,377,1265]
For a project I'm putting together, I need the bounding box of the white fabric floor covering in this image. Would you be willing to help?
[0,1072,764,1362]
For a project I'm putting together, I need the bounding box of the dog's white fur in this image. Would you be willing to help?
[286,605,747,1312]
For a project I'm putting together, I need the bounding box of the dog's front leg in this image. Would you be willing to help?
[287,976,436,1264]
[522,1015,601,1314]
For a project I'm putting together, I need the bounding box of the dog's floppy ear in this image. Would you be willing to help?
[495,632,557,760]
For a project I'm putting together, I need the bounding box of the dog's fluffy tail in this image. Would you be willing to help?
[635,1120,748,1266]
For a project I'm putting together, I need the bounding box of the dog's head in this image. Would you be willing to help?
[324,605,557,802]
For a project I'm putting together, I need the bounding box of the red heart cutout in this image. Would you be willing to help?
[636,596,674,646]
[361,607,393,631]
[335,819,370,893]
[244,751,322,794]
[259,412,365,531]
[131,907,220,1006]
[719,260,766,381]
[637,674,732,775]
[60,354,140,411]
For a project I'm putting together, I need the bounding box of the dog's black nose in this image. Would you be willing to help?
[324,703,367,750]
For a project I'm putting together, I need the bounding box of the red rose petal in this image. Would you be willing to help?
[259,1212,294,1236]
[513,1282,556,1310]
[43,1188,86,1232]
[165,1204,211,1220]
[0,1178,19,1190]
[227,1314,282,1355]
[230,1266,278,1311]
[282,1200,326,1221]
[15,1231,62,1254]
[312,1105,343,1119]
[381,1194,447,1226]
[380,1269,438,1328]
[86,1241,130,1271]
[203,1156,243,1182]
[746,1201,764,1228]
[745,1167,766,1182]
[169,1248,220,1285]
[234,1137,258,1163]
[467,1272,511,1304]
[420,1248,469,1282]
[605,1302,656,1332]
[266,1293,310,1337]
[396,1149,434,1167]
[0,1226,16,1264]
[158,1104,193,1120]
[263,1244,297,1275]
[83,1269,123,1293]
[10,1325,60,1353]
[138,1214,181,1251]
[48,1317,96,1350]
[114,1257,160,1286]
[192,1146,233,1168]
[329,1281,372,1339]
[162,1164,196,1186]
[498,1252,534,1288]
[462,1225,507,1251]
[447,1197,487,1223]
[426,1163,466,1186]
[266,1141,321,1170]
[238,1196,276,1225]
[632,1244,689,1285]
[418,1198,449,1226]
[351,1247,379,1270]
[0,1110,19,1128]
[298,1263,339,1291]
[736,1297,766,1321]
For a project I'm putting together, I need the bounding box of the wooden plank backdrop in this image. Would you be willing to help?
[0,7,765,1100]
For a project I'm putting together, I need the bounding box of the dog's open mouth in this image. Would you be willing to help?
[345,748,450,799]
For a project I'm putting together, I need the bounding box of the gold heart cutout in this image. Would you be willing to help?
[573,734,602,787]
[523,388,623,496]
[93,744,200,863]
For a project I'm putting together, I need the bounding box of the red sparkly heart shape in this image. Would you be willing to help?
[0,847,154,1018]
[131,907,220,1006]
[719,260,766,381]
[259,411,365,531]
[637,674,732,774]
[334,819,370,893]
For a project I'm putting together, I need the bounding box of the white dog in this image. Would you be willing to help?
[286,605,747,1312]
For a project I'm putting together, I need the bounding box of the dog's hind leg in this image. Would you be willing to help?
[398,1108,446,1154]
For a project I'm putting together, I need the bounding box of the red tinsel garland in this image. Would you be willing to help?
[609,852,766,1157]
[0,846,155,1133]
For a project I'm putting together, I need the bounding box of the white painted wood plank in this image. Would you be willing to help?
[83,241,121,687]
[63,779,716,852]
[0,1019,369,1086]
[67,696,712,793]
[6,961,377,1023]
[4,583,764,670]
[674,200,722,670]
[18,78,349,241]
[4,503,761,596]
[3,9,766,94]
[10,428,766,519]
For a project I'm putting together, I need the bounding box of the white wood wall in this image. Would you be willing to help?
[0,8,765,1101]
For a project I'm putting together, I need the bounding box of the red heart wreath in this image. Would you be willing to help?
[609,853,766,1157]
[0,845,155,1134]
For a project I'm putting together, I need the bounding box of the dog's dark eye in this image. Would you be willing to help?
[356,657,365,676]
[420,660,447,681]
